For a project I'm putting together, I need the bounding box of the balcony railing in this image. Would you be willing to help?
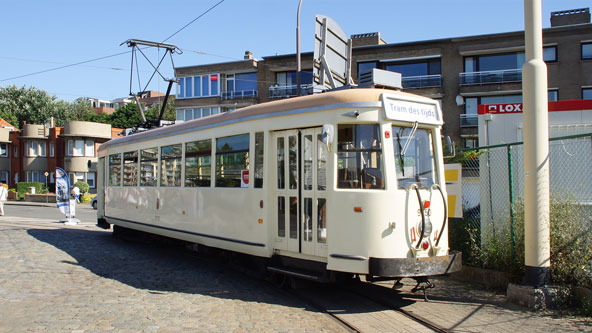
[221,90,258,100]
[269,84,314,99]
[460,114,478,127]
[402,74,442,89]
[459,69,522,85]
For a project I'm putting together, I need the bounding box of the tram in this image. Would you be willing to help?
[96,88,462,284]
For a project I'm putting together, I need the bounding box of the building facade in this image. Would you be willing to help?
[0,120,121,193]
[174,9,592,148]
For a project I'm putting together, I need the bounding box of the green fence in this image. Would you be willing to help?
[451,133,592,255]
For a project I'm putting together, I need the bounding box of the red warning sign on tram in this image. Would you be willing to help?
[241,170,249,188]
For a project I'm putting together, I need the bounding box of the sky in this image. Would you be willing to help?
[1,0,590,102]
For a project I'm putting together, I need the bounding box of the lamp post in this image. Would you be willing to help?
[522,0,550,287]
[296,0,303,97]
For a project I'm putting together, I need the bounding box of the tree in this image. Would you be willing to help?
[144,96,176,122]
[0,85,59,129]
[108,102,144,129]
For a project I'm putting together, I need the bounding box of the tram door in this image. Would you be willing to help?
[272,128,328,257]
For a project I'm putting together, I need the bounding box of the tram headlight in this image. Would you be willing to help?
[417,219,433,238]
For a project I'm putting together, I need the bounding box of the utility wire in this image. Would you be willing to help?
[162,0,225,43]
[0,51,130,82]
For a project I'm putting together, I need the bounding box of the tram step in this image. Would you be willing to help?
[267,266,324,281]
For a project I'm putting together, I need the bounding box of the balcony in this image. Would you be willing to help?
[460,114,478,127]
[221,90,258,100]
[459,69,522,86]
[401,74,442,89]
[269,84,314,99]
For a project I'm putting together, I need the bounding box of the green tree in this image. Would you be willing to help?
[0,85,60,129]
[144,96,176,122]
[108,102,143,129]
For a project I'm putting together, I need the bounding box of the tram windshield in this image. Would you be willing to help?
[393,125,437,189]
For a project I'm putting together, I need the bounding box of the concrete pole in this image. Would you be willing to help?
[522,0,551,287]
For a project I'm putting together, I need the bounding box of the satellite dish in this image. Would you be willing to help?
[455,95,465,106]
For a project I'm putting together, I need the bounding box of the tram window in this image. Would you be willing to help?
[277,137,285,189]
[337,124,384,190]
[216,134,249,187]
[123,151,138,186]
[140,148,158,187]
[393,126,437,189]
[108,153,121,186]
[185,139,211,187]
[254,132,264,188]
[303,135,313,190]
[304,198,313,242]
[288,135,298,189]
[317,134,327,191]
[160,144,182,187]
[277,196,285,237]
[289,196,298,239]
[317,198,327,243]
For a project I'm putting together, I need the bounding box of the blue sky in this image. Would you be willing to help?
[1,0,590,102]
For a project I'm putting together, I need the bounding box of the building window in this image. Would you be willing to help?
[49,142,54,157]
[87,173,96,188]
[123,151,138,186]
[109,153,122,186]
[583,88,592,100]
[32,171,39,183]
[85,140,94,156]
[26,141,46,157]
[50,172,55,183]
[357,61,378,77]
[216,134,249,188]
[385,58,441,88]
[13,146,17,158]
[254,132,264,188]
[543,46,557,62]
[0,143,7,157]
[140,148,158,187]
[337,124,384,190]
[160,144,182,187]
[0,171,8,183]
[185,139,211,187]
[177,74,220,99]
[70,172,84,186]
[175,107,221,122]
[224,72,258,98]
[548,90,558,102]
[582,42,592,60]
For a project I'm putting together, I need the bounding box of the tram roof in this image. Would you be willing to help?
[99,88,429,152]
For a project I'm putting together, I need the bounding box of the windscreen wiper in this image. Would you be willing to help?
[396,132,405,176]
[401,121,419,156]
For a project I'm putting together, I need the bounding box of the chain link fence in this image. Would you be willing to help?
[450,133,592,259]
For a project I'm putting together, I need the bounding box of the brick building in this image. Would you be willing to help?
[0,120,122,193]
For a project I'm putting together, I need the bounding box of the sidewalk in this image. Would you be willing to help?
[5,200,93,209]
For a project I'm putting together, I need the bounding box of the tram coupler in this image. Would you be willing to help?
[411,276,434,302]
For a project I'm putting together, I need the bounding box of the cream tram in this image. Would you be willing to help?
[96,88,461,284]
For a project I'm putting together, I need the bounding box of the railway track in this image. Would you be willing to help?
[283,278,449,333]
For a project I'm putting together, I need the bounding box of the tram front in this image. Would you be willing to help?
[327,91,462,284]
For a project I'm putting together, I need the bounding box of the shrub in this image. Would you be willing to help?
[468,195,592,288]
[74,181,89,194]
[16,182,45,200]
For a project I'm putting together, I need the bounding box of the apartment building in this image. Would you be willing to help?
[174,8,592,148]
[0,120,121,193]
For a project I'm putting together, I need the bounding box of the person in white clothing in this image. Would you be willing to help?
[0,183,8,216]
[72,185,80,203]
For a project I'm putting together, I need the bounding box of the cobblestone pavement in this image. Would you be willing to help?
[0,205,590,332]
[0,213,347,332]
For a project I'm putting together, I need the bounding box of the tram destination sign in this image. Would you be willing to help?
[382,95,442,125]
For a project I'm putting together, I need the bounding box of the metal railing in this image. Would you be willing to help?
[460,114,478,127]
[269,84,314,99]
[459,69,522,85]
[221,90,258,100]
[402,74,442,89]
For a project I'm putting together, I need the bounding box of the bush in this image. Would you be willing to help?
[16,182,45,200]
[74,181,89,194]
[468,195,592,288]
[80,194,94,204]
